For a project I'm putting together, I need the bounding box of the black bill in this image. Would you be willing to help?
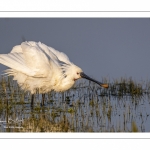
[80,72,109,88]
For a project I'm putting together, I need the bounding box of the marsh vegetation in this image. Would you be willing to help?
[0,76,150,132]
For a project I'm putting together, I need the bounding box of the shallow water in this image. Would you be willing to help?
[0,78,150,132]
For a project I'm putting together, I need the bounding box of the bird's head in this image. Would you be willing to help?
[68,64,83,81]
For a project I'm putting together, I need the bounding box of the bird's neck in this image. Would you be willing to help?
[54,76,75,92]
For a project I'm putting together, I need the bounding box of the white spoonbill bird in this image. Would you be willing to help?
[0,41,108,106]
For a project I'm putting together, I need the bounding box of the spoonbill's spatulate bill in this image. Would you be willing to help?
[0,41,108,106]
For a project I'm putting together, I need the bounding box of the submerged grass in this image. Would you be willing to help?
[21,115,72,132]
[0,76,150,132]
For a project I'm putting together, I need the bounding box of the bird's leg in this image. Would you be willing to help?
[31,94,34,107]
[41,94,45,106]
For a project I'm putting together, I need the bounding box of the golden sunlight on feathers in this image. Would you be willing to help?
[0,41,108,95]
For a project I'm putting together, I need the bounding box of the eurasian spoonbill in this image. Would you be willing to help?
[0,41,108,106]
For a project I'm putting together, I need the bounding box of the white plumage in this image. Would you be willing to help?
[0,41,83,94]
[0,41,108,98]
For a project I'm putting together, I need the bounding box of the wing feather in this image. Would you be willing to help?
[38,42,71,64]
[0,41,70,78]
[0,53,35,76]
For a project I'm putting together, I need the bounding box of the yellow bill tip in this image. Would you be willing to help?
[101,84,109,88]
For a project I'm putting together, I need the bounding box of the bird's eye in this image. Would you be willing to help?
[77,72,79,75]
